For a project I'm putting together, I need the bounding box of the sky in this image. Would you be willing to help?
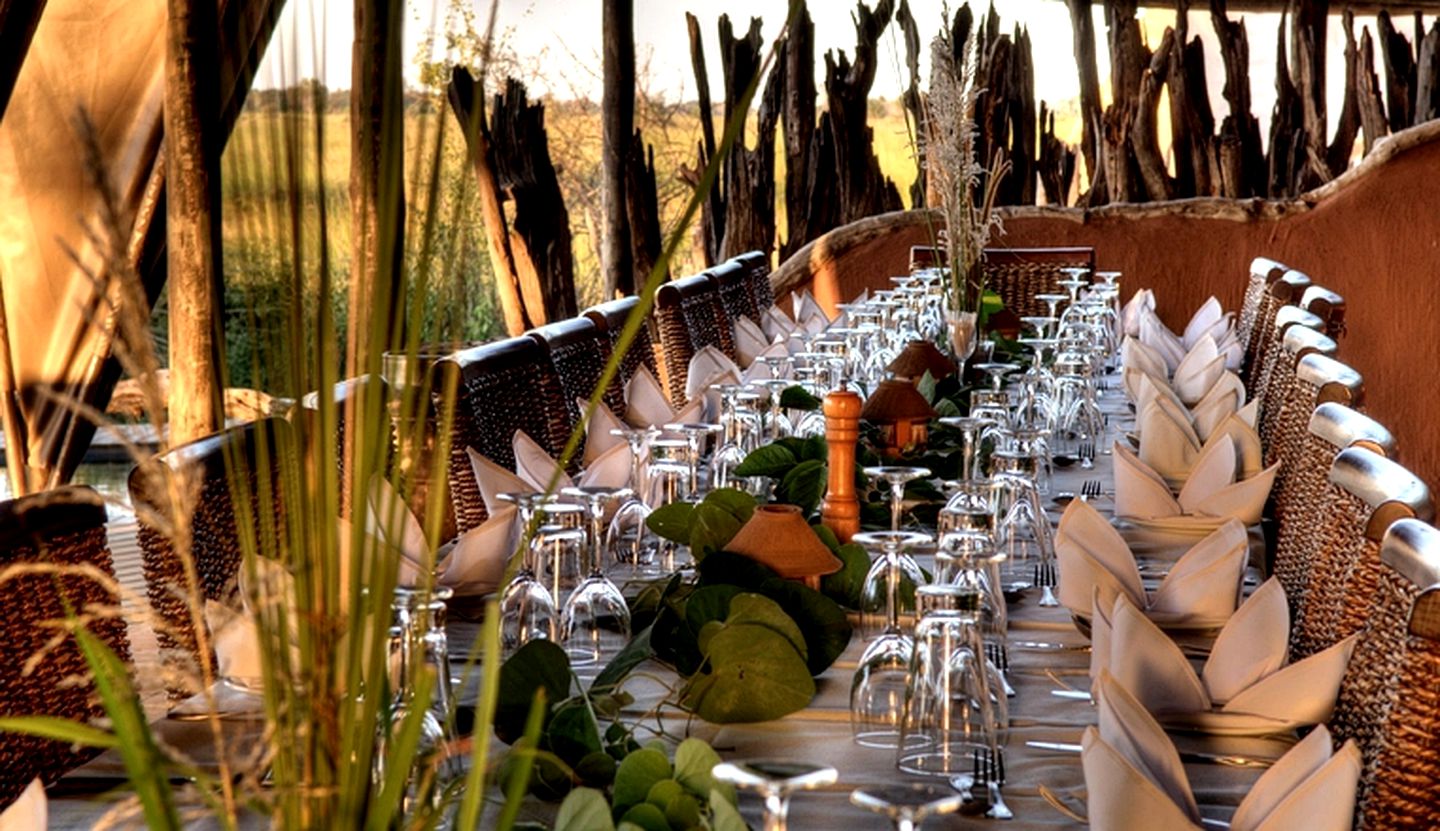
[254,0,1418,143]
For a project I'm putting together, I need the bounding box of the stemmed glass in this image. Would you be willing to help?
[559,486,633,668]
[607,427,659,577]
[1035,292,1069,323]
[756,378,796,440]
[974,361,1020,392]
[937,417,993,483]
[863,465,932,532]
[711,760,838,831]
[851,531,931,749]
[664,422,723,500]
[990,449,1056,604]
[850,784,965,831]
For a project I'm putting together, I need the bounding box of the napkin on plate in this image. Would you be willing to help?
[364,473,511,594]
[1171,336,1227,405]
[1082,671,1361,831]
[761,305,797,342]
[684,345,741,407]
[623,365,705,429]
[1139,309,1187,372]
[1189,373,1247,442]
[734,315,773,366]
[0,779,46,831]
[1093,581,1358,731]
[577,397,627,464]
[792,289,831,332]
[1122,289,1155,338]
[740,342,792,381]
[1116,438,1277,526]
[1217,327,1243,370]
[1182,296,1234,350]
[1056,498,1248,628]
[512,430,631,493]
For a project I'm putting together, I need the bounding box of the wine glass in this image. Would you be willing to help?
[755,378,796,440]
[862,465,932,532]
[664,422,723,500]
[531,515,586,609]
[937,417,994,483]
[711,760,838,831]
[851,530,930,749]
[850,784,965,831]
[497,529,558,656]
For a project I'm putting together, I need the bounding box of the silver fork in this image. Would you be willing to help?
[1034,560,1060,607]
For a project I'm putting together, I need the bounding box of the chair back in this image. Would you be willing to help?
[1239,257,1289,357]
[583,296,660,396]
[0,486,127,809]
[732,250,774,312]
[130,418,297,701]
[434,336,571,534]
[1243,269,1311,397]
[708,259,760,326]
[1331,518,1440,826]
[1301,284,1346,340]
[654,273,737,403]
[294,374,394,520]
[980,246,1096,319]
[1295,448,1433,658]
[383,348,462,543]
[1256,315,1336,452]
[528,316,624,421]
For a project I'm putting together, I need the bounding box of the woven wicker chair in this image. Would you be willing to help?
[433,336,572,535]
[1243,269,1311,397]
[1269,397,1389,613]
[130,417,297,701]
[732,250,774,312]
[1356,518,1440,829]
[0,486,128,810]
[1239,258,1290,359]
[708,259,760,327]
[1258,322,1339,460]
[981,247,1097,320]
[583,296,660,395]
[654,273,737,403]
[529,316,625,420]
[1301,284,1346,340]
[1294,448,1433,660]
[294,374,394,520]
[383,348,463,544]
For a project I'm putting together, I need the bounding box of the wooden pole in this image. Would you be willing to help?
[0,287,30,495]
[820,389,862,543]
[165,0,224,445]
[601,0,635,298]
[1065,0,1107,203]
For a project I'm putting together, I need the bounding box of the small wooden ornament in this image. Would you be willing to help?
[887,340,957,382]
[861,379,938,458]
[726,505,843,590]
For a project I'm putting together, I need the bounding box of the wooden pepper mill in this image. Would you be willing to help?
[820,388,862,543]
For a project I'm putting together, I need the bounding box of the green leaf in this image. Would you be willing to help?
[795,435,829,462]
[618,803,670,831]
[664,792,702,829]
[703,488,757,523]
[645,778,685,808]
[758,579,853,675]
[684,584,744,637]
[646,502,695,545]
[673,738,729,802]
[590,624,654,695]
[917,371,938,404]
[555,787,616,831]
[723,593,807,659]
[732,443,796,478]
[810,522,841,553]
[981,289,1005,316]
[689,502,746,560]
[776,458,827,516]
[681,624,816,723]
[778,385,822,411]
[495,640,571,743]
[613,747,673,814]
[574,751,618,788]
[545,697,603,764]
[820,542,871,609]
[695,550,780,591]
[710,789,748,831]
[934,397,962,417]
[0,716,118,749]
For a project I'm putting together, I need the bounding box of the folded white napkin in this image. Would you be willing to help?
[1217,328,1243,371]
[1116,438,1277,526]
[1122,289,1155,338]
[1182,296,1234,350]
[1171,336,1226,405]
[1189,374,1247,442]
[363,473,511,594]
[0,779,45,831]
[1138,399,1260,487]
[513,430,631,493]
[1083,671,1361,831]
[623,365,704,429]
[761,305,797,342]
[578,397,627,464]
[684,345,741,408]
[1122,337,1169,383]
[1139,309,1187,372]
[466,446,529,516]
[1056,498,1248,627]
[1093,580,1358,728]
[740,342,793,381]
[792,289,830,330]
[734,315,773,366]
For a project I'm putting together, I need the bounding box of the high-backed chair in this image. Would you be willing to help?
[130,417,297,701]
[1271,401,1393,610]
[980,246,1096,320]
[528,316,624,420]
[1238,257,1290,359]
[1301,284,1346,340]
[732,250,774,313]
[434,335,572,534]
[1258,323,1339,457]
[1243,269,1311,397]
[294,374,394,520]
[654,273,736,403]
[383,348,461,543]
[708,259,760,327]
[1250,305,1323,429]
[0,486,129,809]
[583,296,660,398]
[1294,448,1433,658]
[1357,518,1440,828]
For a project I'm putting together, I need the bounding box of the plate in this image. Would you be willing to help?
[1160,710,1304,738]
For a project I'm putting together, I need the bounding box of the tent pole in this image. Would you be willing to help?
[0,285,31,495]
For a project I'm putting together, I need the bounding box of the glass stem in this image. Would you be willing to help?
[885,549,901,632]
[762,792,791,831]
[890,487,903,532]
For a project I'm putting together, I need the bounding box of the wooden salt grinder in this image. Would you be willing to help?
[820,389,862,543]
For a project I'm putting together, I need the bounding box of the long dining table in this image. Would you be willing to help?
[47,367,1284,830]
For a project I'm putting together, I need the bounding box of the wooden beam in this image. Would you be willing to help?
[781,1,817,258]
[601,0,635,298]
[1064,0,1107,203]
[1377,11,1417,131]
[685,12,722,267]
[1357,26,1390,154]
[824,0,902,225]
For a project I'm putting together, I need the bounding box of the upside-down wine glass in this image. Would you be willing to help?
[560,486,633,668]
[863,465,933,532]
[851,530,932,749]
[711,760,838,831]
[850,784,966,831]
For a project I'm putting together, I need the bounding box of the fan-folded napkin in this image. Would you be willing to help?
[1116,437,1276,526]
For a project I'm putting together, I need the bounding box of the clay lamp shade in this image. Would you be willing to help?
[861,378,938,458]
[725,505,843,590]
[886,340,957,383]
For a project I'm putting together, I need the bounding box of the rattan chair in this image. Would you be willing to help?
[708,259,761,327]
[981,247,1097,320]
[1270,399,1392,612]
[732,250,774,312]
[383,348,463,544]
[583,296,660,396]
[1257,322,1339,459]
[1238,258,1290,360]
[0,486,128,809]
[654,273,737,403]
[1301,284,1346,340]
[130,417,297,701]
[1294,448,1433,659]
[1355,518,1440,829]
[528,316,624,420]
[1242,269,1311,397]
[433,336,572,535]
[294,374,394,520]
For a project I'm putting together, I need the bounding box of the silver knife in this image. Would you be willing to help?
[1026,740,1274,768]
